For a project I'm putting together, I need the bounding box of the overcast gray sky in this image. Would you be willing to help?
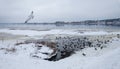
[0,0,120,23]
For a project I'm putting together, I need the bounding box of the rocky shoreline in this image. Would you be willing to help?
[0,29,120,61]
[12,34,120,61]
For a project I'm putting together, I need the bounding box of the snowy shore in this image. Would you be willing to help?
[0,29,120,69]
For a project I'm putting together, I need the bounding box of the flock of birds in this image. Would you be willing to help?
[14,34,120,61]
[49,36,111,61]
[25,35,114,61]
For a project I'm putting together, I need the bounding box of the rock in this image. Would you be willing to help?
[22,35,113,61]
[31,42,57,60]
[82,53,86,56]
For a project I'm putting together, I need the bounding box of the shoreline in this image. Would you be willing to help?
[0,28,120,69]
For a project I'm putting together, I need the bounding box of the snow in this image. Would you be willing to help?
[31,44,55,59]
[0,38,120,69]
[38,45,53,53]
[0,29,120,69]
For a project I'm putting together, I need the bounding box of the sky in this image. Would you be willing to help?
[0,0,120,23]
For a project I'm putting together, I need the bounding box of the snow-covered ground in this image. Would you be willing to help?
[0,29,120,69]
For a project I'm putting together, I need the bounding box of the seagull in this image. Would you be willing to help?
[25,11,34,23]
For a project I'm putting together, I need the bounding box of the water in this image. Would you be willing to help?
[0,23,120,31]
